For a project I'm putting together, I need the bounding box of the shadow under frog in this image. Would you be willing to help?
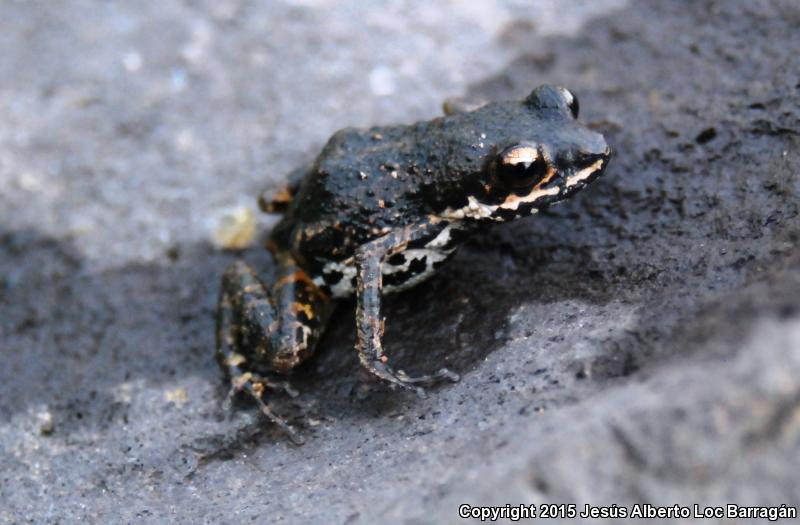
[0,225,612,440]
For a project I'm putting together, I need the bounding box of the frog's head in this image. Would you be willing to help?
[442,85,611,222]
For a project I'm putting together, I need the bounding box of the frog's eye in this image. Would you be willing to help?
[558,87,579,119]
[526,85,579,119]
[495,144,550,189]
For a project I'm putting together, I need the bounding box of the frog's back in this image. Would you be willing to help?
[274,123,442,259]
[303,125,438,214]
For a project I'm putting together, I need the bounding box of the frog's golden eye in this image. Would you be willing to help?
[495,144,550,189]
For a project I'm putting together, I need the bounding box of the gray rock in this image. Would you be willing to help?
[1,0,799,523]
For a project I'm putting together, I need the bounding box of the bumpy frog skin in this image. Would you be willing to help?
[216,85,611,442]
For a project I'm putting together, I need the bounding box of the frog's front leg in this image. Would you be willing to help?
[354,221,461,395]
[216,253,334,443]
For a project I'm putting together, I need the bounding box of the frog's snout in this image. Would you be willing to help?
[553,128,611,192]
[583,129,611,159]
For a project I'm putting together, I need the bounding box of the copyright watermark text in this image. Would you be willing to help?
[458,503,797,521]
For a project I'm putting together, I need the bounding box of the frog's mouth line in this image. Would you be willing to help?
[565,157,606,188]
[437,153,608,221]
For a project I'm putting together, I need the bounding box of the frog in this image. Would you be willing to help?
[216,85,611,442]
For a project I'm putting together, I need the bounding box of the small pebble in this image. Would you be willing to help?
[37,410,55,435]
[211,206,257,250]
[165,387,189,406]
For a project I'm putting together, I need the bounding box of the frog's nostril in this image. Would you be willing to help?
[582,144,610,164]
[580,130,609,156]
[574,142,606,163]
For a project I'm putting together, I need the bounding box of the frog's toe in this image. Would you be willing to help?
[222,386,237,412]
[252,374,300,398]
[394,366,461,387]
[437,368,461,383]
[242,380,304,445]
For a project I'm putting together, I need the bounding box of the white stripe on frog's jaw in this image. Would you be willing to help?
[437,154,608,222]
[437,195,504,221]
[565,158,606,188]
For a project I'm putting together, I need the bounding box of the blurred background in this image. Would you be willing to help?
[0,0,623,267]
[1,1,799,523]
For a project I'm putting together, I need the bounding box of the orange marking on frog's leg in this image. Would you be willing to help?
[271,262,334,372]
[259,187,293,213]
[272,187,293,204]
[258,164,309,214]
[353,220,461,394]
[291,301,315,320]
[215,257,334,443]
[273,269,316,290]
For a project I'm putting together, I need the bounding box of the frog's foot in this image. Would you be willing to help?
[225,372,304,445]
[365,360,460,396]
[223,372,299,410]
[225,372,305,445]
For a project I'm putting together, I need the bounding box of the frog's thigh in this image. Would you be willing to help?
[270,252,335,370]
[216,258,332,379]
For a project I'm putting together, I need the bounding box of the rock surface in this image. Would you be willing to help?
[1,0,799,523]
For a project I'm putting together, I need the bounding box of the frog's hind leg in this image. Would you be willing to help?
[216,256,333,443]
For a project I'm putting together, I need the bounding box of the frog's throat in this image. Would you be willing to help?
[436,158,605,222]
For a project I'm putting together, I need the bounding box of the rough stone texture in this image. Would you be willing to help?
[1,0,799,523]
